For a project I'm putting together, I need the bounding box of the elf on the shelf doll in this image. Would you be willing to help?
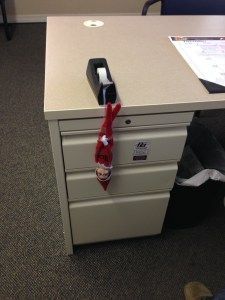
[95,102,121,190]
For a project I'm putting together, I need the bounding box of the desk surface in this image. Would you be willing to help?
[44,16,225,120]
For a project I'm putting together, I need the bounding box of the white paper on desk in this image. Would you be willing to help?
[169,36,225,88]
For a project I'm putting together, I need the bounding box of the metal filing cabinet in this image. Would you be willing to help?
[48,112,193,253]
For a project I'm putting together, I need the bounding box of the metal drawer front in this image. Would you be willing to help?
[69,192,170,245]
[66,162,177,200]
[62,126,187,170]
[59,112,193,131]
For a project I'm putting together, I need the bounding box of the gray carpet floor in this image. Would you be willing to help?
[0,23,225,299]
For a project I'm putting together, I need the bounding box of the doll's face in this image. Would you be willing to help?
[96,167,111,181]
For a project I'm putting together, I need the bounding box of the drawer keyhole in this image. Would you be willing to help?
[125,119,131,125]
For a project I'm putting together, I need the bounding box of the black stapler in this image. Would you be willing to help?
[86,58,117,105]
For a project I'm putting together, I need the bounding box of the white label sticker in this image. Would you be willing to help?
[133,141,150,161]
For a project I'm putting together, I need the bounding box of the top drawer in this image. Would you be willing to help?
[59,112,193,131]
[62,125,187,170]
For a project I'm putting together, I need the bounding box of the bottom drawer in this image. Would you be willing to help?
[69,192,169,245]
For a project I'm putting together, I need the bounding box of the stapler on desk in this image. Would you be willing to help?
[86,58,117,105]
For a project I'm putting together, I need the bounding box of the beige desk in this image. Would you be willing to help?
[44,16,225,254]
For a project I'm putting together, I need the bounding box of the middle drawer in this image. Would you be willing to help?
[62,126,187,171]
[66,162,177,200]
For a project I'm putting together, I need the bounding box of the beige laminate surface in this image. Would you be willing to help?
[44,16,225,120]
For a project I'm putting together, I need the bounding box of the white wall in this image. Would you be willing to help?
[5,0,160,22]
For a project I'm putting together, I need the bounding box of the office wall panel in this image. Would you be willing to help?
[5,0,160,22]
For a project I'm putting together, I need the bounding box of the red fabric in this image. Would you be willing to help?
[95,102,121,167]
[95,102,121,190]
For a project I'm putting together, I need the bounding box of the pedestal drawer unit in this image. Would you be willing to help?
[47,110,193,254]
